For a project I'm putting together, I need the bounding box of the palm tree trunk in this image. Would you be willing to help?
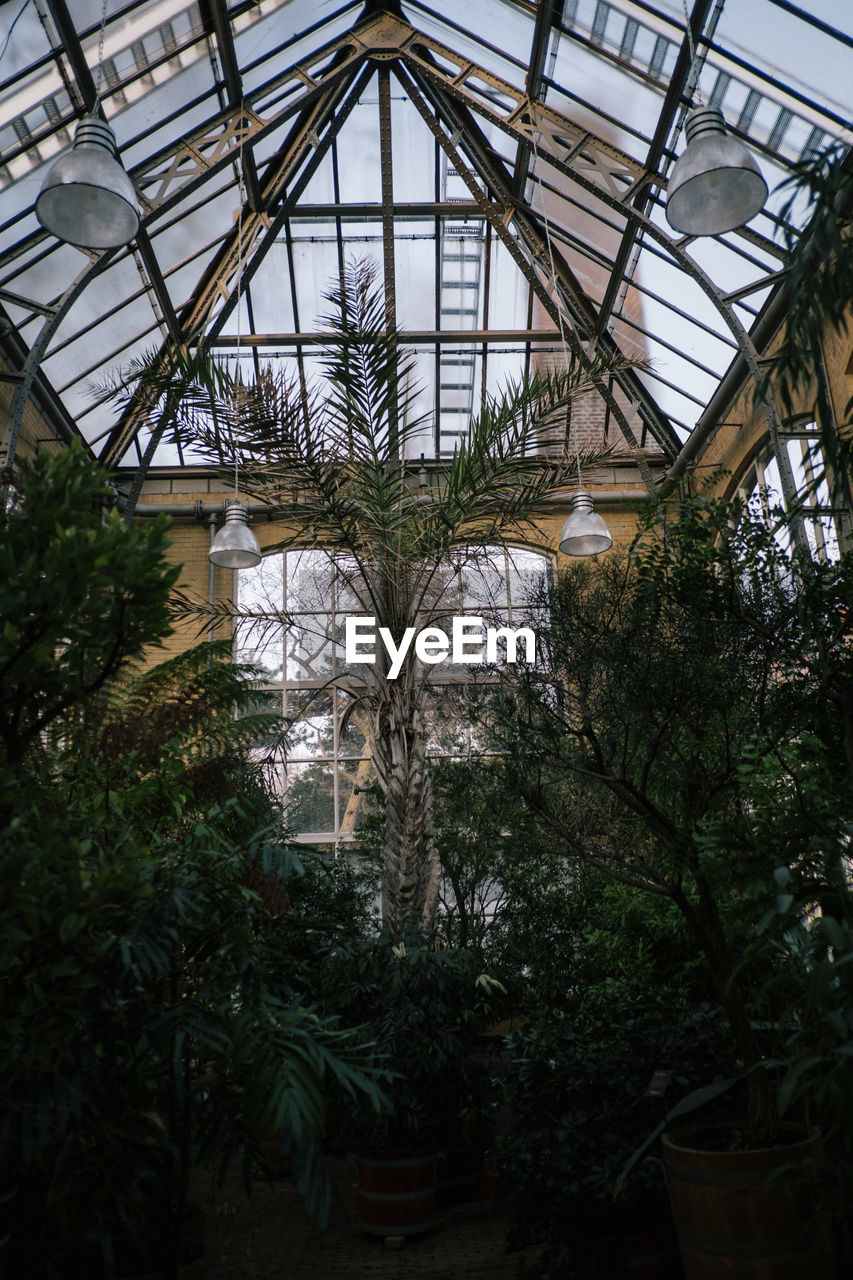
[373,689,439,941]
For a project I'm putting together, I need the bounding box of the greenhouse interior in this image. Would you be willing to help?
[1,0,852,1277]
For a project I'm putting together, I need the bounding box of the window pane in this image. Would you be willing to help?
[237,543,550,836]
[285,761,335,833]
[286,614,333,681]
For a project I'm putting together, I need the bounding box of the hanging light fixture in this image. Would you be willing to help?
[36,2,138,249]
[36,114,140,249]
[529,127,613,558]
[208,111,260,572]
[209,499,261,569]
[559,489,612,557]
[665,106,767,236]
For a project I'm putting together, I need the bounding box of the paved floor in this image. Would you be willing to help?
[198,1163,538,1280]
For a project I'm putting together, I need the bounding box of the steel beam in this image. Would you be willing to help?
[396,64,664,479]
[209,328,585,346]
[594,0,715,339]
[514,0,558,200]
[398,62,681,464]
[202,0,264,212]
[100,62,375,471]
[5,6,797,497]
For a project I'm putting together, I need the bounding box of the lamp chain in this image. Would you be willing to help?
[93,0,108,112]
[234,107,246,503]
[530,129,574,462]
[682,0,705,107]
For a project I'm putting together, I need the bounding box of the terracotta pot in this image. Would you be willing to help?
[662,1122,831,1279]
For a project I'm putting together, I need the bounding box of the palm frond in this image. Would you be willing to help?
[320,259,428,458]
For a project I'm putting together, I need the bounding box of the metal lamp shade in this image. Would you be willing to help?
[36,116,140,249]
[665,107,767,236]
[209,502,262,569]
[559,490,612,557]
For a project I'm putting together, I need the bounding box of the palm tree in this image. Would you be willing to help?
[132,260,637,940]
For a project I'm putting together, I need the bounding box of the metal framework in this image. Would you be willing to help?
[0,0,849,511]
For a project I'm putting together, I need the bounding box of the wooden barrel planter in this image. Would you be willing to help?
[662,1122,831,1280]
[354,1146,438,1238]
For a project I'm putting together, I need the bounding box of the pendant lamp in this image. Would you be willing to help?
[36,115,140,249]
[209,500,261,569]
[666,106,767,236]
[559,489,612,557]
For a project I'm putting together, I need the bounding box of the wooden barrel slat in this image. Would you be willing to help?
[662,1123,831,1280]
[354,1146,437,1238]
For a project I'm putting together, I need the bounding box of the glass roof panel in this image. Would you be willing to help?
[391,90,438,202]
[243,240,296,334]
[487,238,533,332]
[331,94,383,204]
[402,0,534,90]
[238,2,363,101]
[117,61,220,170]
[711,0,853,126]
[0,0,849,479]
[545,41,662,164]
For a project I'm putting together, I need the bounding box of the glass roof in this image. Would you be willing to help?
[0,0,850,480]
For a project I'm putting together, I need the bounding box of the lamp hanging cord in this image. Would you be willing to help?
[682,0,707,108]
[93,0,108,113]
[0,0,33,72]
[530,128,579,463]
[233,106,246,503]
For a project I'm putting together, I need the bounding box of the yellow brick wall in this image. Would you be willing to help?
[131,452,667,650]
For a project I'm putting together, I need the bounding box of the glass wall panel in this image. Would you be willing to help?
[237,542,549,839]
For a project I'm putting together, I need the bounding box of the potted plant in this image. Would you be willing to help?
[497,967,738,1280]
[492,484,852,1277]
[752,881,853,1271]
[312,931,501,1238]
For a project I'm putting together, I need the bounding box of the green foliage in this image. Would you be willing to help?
[0,441,178,769]
[578,874,712,1004]
[758,146,853,508]
[763,882,853,1261]
[0,447,388,1276]
[499,989,736,1274]
[312,935,499,1148]
[493,489,853,1139]
[431,755,732,1013]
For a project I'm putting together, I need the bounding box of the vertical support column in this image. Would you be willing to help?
[378,66,399,456]
[765,412,811,556]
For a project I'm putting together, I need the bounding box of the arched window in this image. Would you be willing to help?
[235,544,550,842]
[736,421,840,563]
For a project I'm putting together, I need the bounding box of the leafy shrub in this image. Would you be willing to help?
[498,988,736,1272]
[314,934,501,1148]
